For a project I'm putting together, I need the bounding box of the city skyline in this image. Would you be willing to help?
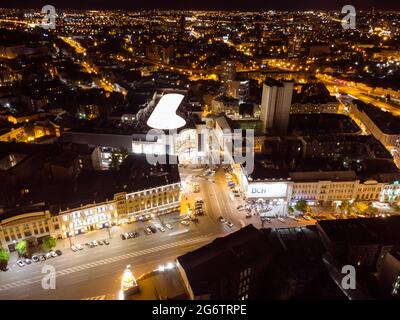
[0,4,400,303]
[0,1,399,11]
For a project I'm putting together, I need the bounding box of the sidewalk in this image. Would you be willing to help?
[57,211,185,250]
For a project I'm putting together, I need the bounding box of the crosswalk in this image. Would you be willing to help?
[0,233,215,292]
[81,295,106,300]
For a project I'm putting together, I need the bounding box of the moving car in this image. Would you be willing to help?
[165,223,173,230]
[32,255,40,263]
[226,221,234,228]
[17,260,25,267]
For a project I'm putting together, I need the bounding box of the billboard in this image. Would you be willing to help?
[247,182,288,198]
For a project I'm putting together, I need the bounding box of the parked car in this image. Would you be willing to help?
[219,216,226,223]
[32,255,40,263]
[98,240,104,245]
[303,215,311,221]
[128,232,135,238]
[17,260,25,267]
[124,233,130,239]
[50,251,58,257]
[226,221,234,228]
[45,252,52,259]
[55,250,62,256]
[76,244,83,250]
[237,205,244,210]
[103,240,110,245]
[144,228,152,235]
[24,258,32,265]
[71,245,78,252]
[121,234,127,240]
[92,240,98,246]
[245,213,252,218]
[158,226,166,232]
[39,255,46,261]
[165,223,173,230]
[180,220,190,226]
[278,217,285,223]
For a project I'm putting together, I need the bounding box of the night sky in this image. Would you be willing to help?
[2,0,400,11]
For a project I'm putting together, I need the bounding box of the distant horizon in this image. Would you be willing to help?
[0,0,399,12]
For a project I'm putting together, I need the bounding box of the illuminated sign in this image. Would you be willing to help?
[147,93,186,130]
[247,182,288,198]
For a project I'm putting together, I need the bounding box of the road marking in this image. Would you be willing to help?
[169,229,189,236]
[0,233,215,292]
[81,295,106,300]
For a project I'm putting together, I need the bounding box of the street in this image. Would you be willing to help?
[0,211,226,300]
[0,165,317,300]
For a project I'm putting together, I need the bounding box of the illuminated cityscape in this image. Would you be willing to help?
[0,2,400,304]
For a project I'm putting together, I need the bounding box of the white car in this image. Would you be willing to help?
[32,255,40,263]
[50,251,58,257]
[226,221,234,228]
[180,220,190,226]
[92,240,98,246]
[71,245,78,252]
[278,217,285,223]
[158,226,166,232]
[76,244,84,250]
[45,252,52,259]
[17,260,25,267]
[165,223,173,230]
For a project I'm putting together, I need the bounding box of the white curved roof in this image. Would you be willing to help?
[147,93,186,130]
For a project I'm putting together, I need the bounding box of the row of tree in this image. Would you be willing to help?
[0,236,57,269]
[289,199,390,216]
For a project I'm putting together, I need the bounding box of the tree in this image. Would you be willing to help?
[15,240,28,257]
[288,206,294,215]
[0,248,10,267]
[295,200,309,214]
[354,201,369,214]
[42,236,57,252]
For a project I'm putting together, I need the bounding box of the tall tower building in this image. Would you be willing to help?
[260,78,293,134]
[220,61,236,95]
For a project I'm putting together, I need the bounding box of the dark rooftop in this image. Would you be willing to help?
[317,216,400,246]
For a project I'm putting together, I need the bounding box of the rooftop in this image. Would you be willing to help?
[317,215,400,246]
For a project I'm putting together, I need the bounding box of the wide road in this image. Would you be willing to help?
[183,166,317,230]
[0,214,227,300]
